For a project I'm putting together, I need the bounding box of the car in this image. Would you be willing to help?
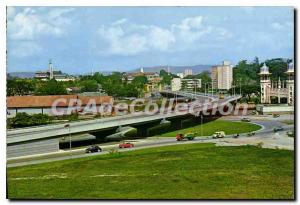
[241,117,251,122]
[251,111,257,115]
[273,114,280,118]
[247,132,255,137]
[85,145,102,153]
[176,133,195,141]
[212,131,225,139]
[273,126,284,132]
[233,133,239,138]
[119,142,134,148]
[286,131,294,137]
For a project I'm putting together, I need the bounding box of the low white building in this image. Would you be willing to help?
[176,73,184,78]
[171,78,202,92]
[181,79,201,91]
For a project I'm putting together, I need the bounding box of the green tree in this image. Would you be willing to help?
[35,79,67,95]
[7,112,52,128]
[229,84,260,102]
[80,80,98,92]
[265,58,291,81]
[7,79,35,96]
[197,71,212,84]
[159,69,173,85]
[132,76,148,88]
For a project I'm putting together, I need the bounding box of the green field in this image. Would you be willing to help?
[281,120,294,125]
[7,143,294,199]
[159,120,261,137]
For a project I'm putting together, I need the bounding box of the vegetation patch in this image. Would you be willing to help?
[158,120,261,137]
[281,120,294,125]
[7,143,294,199]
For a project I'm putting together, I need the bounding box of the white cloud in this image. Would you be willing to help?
[8,7,74,40]
[7,7,75,58]
[97,21,176,55]
[112,18,128,25]
[96,16,230,56]
[148,26,175,50]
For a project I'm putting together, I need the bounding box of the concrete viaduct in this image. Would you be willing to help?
[7,91,241,158]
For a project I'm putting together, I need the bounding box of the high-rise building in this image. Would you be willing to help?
[171,78,181,91]
[184,69,193,77]
[211,61,233,90]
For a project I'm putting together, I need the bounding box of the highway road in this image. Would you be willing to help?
[7,114,294,168]
[7,93,241,144]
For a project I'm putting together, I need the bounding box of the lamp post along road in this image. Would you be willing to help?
[239,79,242,95]
[64,124,71,151]
[200,114,203,137]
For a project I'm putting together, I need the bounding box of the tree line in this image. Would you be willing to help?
[7,58,291,100]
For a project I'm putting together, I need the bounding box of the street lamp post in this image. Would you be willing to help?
[233,82,236,97]
[200,114,203,137]
[64,124,71,151]
[239,79,242,96]
[194,80,196,99]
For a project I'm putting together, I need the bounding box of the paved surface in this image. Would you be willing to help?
[7,114,294,168]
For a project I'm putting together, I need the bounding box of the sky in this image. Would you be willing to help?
[7,6,294,74]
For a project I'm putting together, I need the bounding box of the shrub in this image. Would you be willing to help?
[7,112,53,128]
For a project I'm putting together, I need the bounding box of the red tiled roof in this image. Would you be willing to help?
[7,95,113,108]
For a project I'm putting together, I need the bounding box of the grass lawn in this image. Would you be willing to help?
[7,143,294,199]
[158,120,261,137]
[281,120,294,125]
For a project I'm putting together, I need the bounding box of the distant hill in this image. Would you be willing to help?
[8,72,35,79]
[130,65,212,74]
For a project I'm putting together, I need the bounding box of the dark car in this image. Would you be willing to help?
[233,133,239,138]
[241,117,251,122]
[85,145,102,153]
[273,126,284,132]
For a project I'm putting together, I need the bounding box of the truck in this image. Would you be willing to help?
[212,131,225,139]
[219,93,225,99]
[176,133,195,141]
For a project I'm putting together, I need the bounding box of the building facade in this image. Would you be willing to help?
[259,62,294,105]
[184,69,193,77]
[7,95,114,118]
[176,73,184,78]
[35,61,75,81]
[211,61,233,90]
[123,68,162,92]
[171,78,182,91]
[171,78,202,92]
